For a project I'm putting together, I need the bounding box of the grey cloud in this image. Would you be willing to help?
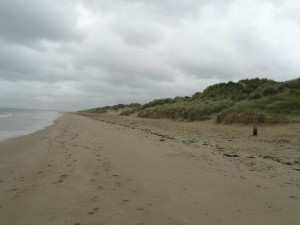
[0,40,78,83]
[0,0,300,111]
[110,20,164,47]
[165,0,300,81]
[73,33,176,86]
[274,1,300,25]
[78,0,230,18]
[0,0,82,44]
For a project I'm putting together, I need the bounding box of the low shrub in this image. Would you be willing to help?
[138,100,233,121]
[120,108,138,116]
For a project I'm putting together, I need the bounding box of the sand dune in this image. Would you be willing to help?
[0,113,299,225]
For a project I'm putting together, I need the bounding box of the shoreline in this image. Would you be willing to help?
[0,111,63,144]
[0,113,299,225]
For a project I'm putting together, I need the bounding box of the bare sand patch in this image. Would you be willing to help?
[0,113,299,225]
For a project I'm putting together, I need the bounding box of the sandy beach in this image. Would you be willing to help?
[0,113,299,225]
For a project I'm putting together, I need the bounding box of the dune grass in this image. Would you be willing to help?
[80,78,300,123]
[138,100,234,121]
[137,78,300,123]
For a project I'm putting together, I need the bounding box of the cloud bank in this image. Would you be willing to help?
[0,0,299,110]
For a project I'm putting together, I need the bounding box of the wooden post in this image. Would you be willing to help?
[253,114,258,136]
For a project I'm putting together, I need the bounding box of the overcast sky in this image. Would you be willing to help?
[0,0,299,111]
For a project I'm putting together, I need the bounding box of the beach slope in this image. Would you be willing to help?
[0,113,299,225]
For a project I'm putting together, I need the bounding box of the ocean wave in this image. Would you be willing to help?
[0,113,13,119]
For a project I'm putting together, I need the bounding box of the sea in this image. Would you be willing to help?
[0,108,62,142]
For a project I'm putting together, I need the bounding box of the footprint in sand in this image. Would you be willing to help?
[115,182,122,188]
[18,177,25,181]
[10,188,29,200]
[7,188,18,192]
[89,178,96,183]
[87,207,99,215]
[96,185,104,191]
[54,174,68,183]
[130,189,137,193]
[102,162,112,171]
[90,196,99,202]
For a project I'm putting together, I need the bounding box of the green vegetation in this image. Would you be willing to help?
[119,104,141,116]
[216,79,300,123]
[79,77,300,123]
[138,100,233,120]
[79,103,141,114]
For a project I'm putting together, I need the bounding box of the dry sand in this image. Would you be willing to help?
[0,113,299,225]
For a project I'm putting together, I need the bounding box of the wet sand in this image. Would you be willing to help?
[0,113,299,225]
